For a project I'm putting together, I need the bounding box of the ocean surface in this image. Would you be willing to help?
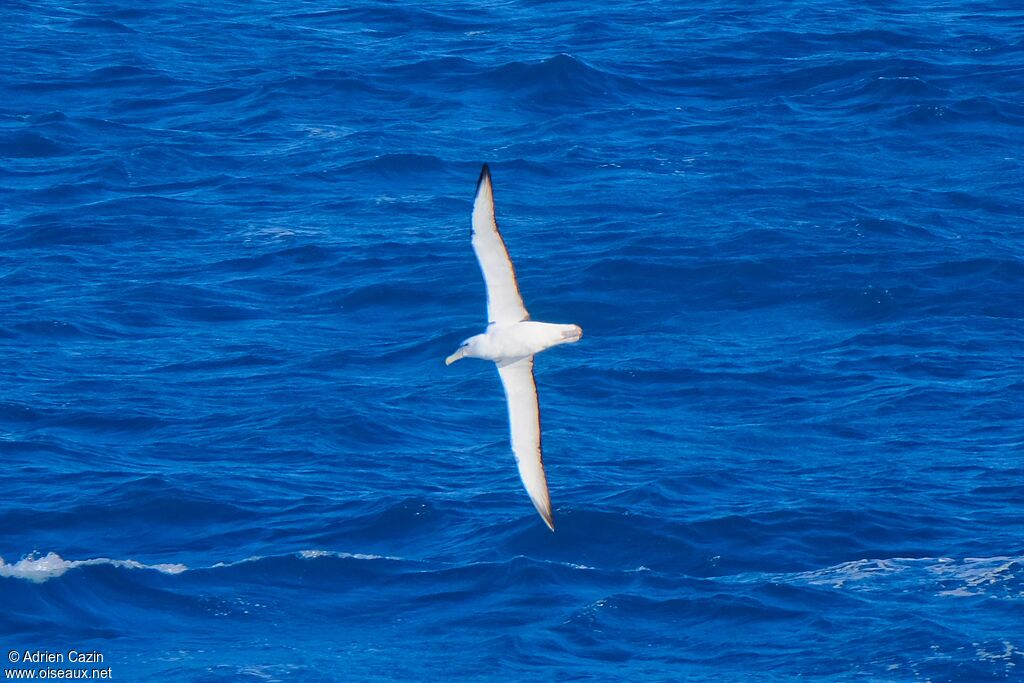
[2,1,1023,680]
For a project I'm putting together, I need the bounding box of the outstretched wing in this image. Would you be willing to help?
[496,356,553,531]
[472,165,530,324]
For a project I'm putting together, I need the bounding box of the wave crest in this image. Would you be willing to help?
[0,552,187,584]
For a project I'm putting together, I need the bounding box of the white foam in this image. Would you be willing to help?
[777,555,1024,597]
[0,548,407,584]
[297,549,399,561]
[566,562,595,570]
[210,555,264,569]
[974,640,1020,665]
[931,556,1024,597]
[0,552,187,584]
[795,557,911,589]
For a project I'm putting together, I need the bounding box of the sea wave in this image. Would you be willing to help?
[0,552,186,583]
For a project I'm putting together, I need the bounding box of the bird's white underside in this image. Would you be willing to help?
[471,170,530,326]
[452,166,581,532]
[471,168,552,530]
[496,356,552,529]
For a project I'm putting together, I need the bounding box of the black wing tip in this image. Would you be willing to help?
[477,163,491,188]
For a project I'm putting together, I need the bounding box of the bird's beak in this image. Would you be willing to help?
[445,348,465,366]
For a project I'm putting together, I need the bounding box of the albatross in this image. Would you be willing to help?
[445,165,582,531]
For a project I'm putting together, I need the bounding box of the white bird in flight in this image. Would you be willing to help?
[445,165,582,531]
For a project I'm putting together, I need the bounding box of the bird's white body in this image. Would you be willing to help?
[445,165,582,531]
[457,321,582,365]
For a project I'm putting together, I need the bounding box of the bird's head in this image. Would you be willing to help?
[445,336,482,365]
[445,345,466,366]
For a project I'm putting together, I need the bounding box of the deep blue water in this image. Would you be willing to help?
[2,1,1024,680]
